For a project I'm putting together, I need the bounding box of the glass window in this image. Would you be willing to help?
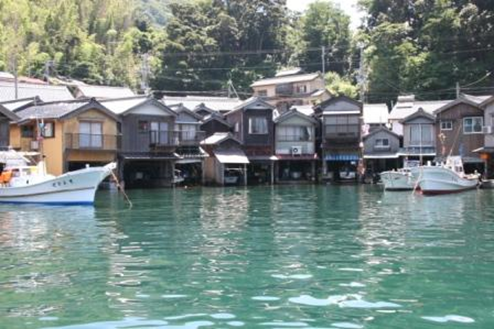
[375,138,389,147]
[463,117,483,134]
[249,117,268,134]
[21,125,34,138]
[150,121,169,144]
[257,90,267,97]
[79,121,102,148]
[440,120,453,130]
[180,124,197,141]
[42,122,54,138]
[138,120,149,132]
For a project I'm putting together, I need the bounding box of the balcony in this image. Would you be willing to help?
[399,146,436,156]
[324,124,360,141]
[148,130,206,147]
[65,133,120,151]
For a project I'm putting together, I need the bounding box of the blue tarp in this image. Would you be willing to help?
[325,154,360,161]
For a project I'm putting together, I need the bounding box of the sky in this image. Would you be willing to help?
[286,0,364,30]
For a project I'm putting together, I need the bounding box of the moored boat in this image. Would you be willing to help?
[380,160,420,191]
[0,159,116,205]
[413,156,480,195]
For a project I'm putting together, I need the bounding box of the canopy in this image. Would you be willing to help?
[214,149,249,164]
[325,154,360,161]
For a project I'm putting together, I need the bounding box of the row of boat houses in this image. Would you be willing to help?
[0,73,494,188]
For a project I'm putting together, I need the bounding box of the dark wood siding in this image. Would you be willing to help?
[243,109,273,146]
[0,118,9,148]
[121,114,175,152]
[201,120,231,138]
[435,103,484,158]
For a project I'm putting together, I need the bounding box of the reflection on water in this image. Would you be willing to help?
[0,186,494,328]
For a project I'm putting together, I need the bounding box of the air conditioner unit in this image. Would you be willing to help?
[291,146,302,155]
[30,140,39,150]
[482,126,493,134]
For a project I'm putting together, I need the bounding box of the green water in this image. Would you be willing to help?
[1,186,494,329]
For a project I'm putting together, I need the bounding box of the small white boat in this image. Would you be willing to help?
[413,156,480,195]
[380,161,420,191]
[0,161,116,205]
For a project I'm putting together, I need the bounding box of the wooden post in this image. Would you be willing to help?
[270,161,275,185]
[244,164,248,186]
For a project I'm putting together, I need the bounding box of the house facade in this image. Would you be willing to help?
[434,98,485,173]
[399,108,437,165]
[225,97,276,184]
[274,109,318,182]
[0,105,19,148]
[363,127,401,178]
[251,70,331,110]
[101,96,180,188]
[10,99,120,176]
[200,112,232,138]
[316,96,363,182]
[478,96,494,178]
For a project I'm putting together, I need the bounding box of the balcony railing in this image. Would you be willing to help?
[65,133,120,151]
[147,130,206,147]
[399,146,436,156]
[277,134,313,142]
[324,124,360,139]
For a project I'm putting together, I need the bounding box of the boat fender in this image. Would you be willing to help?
[0,170,12,184]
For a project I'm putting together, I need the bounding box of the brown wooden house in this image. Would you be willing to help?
[433,98,485,173]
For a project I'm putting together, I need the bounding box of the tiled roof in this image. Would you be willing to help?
[363,103,389,124]
[15,100,93,121]
[0,81,74,102]
[75,85,135,99]
[389,99,451,120]
[251,73,321,88]
[162,96,242,112]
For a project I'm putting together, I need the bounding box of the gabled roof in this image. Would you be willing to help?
[226,97,275,116]
[0,97,41,112]
[0,105,19,121]
[162,95,242,112]
[194,103,216,116]
[251,72,321,88]
[168,103,203,121]
[74,85,135,99]
[363,103,389,125]
[363,126,400,140]
[389,95,451,121]
[461,93,492,104]
[101,96,177,117]
[434,97,482,115]
[15,98,121,123]
[273,108,318,125]
[400,107,435,124]
[318,95,363,110]
[0,81,74,102]
[201,112,231,127]
[201,132,242,146]
[479,95,494,108]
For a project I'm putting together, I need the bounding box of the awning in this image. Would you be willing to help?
[363,153,399,159]
[473,147,494,153]
[248,155,278,161]
[121,152,179,160]
[214,149,250,164]
[325,154,360,161]
[276,154,319,161]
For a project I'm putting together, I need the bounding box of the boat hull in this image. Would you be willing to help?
[0,165,113,205]
[381,171,415,191]
[415,167,479,195]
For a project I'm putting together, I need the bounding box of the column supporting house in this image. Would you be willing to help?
[270,162,275,185]
[244,164,248,186]
[311,161,316,182]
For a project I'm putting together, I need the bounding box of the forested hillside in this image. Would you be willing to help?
[0,0,493,102]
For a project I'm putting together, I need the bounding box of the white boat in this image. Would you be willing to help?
[413,156,480,195]
[380,160,420,191]
[0,160,116,205]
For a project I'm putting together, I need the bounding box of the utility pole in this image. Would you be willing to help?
[11,55,18,100]
[358,43,366,103]
[44,60,53,82]
[321,46,326,75]
[456,82,460,99]
[140,53,151,95]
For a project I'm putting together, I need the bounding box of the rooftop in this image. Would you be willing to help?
[75,85,136,99]
[0,81,74,103]
[162,96,242,112]
[363,103,389,124]
[251,73,321,88]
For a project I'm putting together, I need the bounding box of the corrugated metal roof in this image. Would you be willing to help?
[461,93,492,104]
[0,98,37,111]
[290,105,315,116]
[251,73,321,88]
[162,96,242,112]
[76,85,135,99]
[363,103,389,124]
[0,81,74,102]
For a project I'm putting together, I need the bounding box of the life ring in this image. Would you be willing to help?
[0,170,12,184]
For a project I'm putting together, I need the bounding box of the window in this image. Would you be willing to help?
[180,124,197,141]
[325,115,360,137]
[295,85,307,94]
[79,121,102,148]
[234,122,239,133]
[42,122,54,138]
[440,120,453,131]
[257,90,267,97]
[463,117,483,134]
[277,126,312,141]
[409,124,433,146]
[249,117,268,134]
[21,125,34,138]
[375,138,390,148]
[138,120,149,132]
[150,121,169,144]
